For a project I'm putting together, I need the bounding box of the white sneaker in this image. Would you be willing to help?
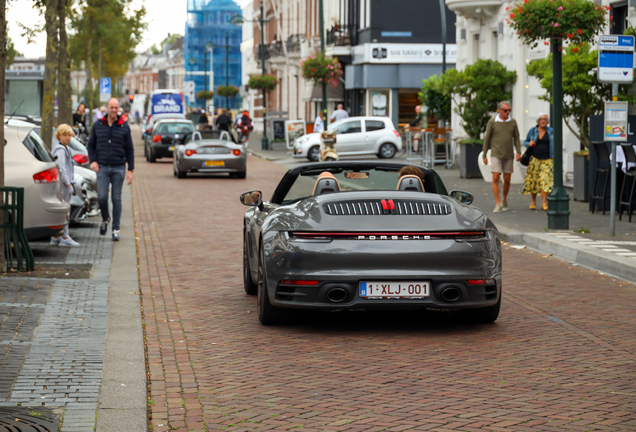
[50,237,61,246]
[59,236,80,247]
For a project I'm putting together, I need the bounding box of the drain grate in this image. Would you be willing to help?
[0,407,59,432]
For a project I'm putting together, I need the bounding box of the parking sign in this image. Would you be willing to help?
[99,77,112,102]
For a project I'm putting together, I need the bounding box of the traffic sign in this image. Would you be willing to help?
[184,80,196,104]
[598,35,635,83]
[99,77,112,102]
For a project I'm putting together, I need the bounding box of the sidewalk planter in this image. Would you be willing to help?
[459,140,482,179]
[573,151,589,202]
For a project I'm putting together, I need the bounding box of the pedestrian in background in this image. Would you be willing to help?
[198,108,209,131]
[404,105,426,152]
[330,103,349,123]
[314,113,324,133]
[93,106,106,123]
[87,97,134,241]
[522,112,554,211]
[50,124,80,247]
[482,101,521,213]
[215,108,232,132]
[73,103,87,129]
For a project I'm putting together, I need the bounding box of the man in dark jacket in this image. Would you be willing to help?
[87,98,134,241]
[215,109,232,131]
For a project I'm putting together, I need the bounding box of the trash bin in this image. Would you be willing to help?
[0,187,34,272]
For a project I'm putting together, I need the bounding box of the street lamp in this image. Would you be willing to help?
[225,32,230,109]
[233,6,270,150]
[204,42,215,93]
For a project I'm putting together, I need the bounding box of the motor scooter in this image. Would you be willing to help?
[319,131,338,161]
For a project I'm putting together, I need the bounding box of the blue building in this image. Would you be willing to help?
[185,0,242,110]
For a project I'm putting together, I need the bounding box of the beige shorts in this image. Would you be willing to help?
[490,156,514,174]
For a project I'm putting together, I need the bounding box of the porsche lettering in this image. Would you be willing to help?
[357,235,428,240]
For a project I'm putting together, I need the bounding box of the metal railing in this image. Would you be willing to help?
[0,187,34,272]
[286,34,304,53]
[255,44,272,61]
[271,41,285,57]
[326,24,355,46]
[405,129,455,169]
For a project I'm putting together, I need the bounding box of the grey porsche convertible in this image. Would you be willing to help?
[241,161,502,325]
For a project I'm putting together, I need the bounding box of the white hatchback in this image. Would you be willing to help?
[293,116,403,161]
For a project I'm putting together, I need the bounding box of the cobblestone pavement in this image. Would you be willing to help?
[133,148,636,431]
[0,219,113,432]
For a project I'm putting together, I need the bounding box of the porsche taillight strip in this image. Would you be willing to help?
[323,200,451,216]
[291,231,486,240]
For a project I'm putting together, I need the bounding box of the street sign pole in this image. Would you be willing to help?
[598,35,635,236]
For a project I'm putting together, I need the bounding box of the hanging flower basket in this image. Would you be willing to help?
[248,75,278,91]
[301,53,342,87]
[196,90,214,100]
[216,85,240,97]
[508,0,607,47]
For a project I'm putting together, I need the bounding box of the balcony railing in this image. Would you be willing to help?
[327,24,355,46]
[255,44,272,61]
[271,41,285,57]
[286,34,304,53]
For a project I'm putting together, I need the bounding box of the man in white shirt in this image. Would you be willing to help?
[330,103,349,123]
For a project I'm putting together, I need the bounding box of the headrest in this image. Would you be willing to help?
[312,172,341,195]
[396,175,425,192]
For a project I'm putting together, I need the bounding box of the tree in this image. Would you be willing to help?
[7,36,20,66]
[527,42,635,149]
[433,59,517,140]
[57,0,72,126]
[419,75,451,123]
[41,0,59,150]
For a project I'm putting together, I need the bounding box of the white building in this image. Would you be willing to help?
[446,0,629,182]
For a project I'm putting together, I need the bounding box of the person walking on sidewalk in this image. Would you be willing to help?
[51,124,80,247]
[522,112,554,211]
[482,101,521,213]
[87,97,134,241]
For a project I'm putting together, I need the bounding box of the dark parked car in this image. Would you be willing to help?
[240,161,502,325]
[145,119,195,162]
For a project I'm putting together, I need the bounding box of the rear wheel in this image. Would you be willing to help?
[469,295,501,324]
[148,148,157,163]
[325,157,336,161]
[176,164,186,178]
[257,242,282,325]
[378,143,397,159]
[243,231,257,295]
[308,145,320,162]
[236,171,247,179]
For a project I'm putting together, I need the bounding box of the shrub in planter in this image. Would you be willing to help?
[196,90,214,101]
[301,53,342,87]
[419,75,451,124]
[216,85,239,98]
[248,74,278,91]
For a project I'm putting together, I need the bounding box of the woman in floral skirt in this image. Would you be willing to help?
[522,112,554,211]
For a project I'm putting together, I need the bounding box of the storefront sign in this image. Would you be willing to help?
[604,101,628,142]
[353,43,457,65]
[598,35,634,83]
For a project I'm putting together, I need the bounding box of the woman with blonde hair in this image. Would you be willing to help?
[522,112,554,211]
[51,124,80,247]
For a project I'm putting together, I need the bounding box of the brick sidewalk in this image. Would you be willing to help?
[133,152,636,431]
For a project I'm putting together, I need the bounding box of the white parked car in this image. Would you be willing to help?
[293,116,403,161]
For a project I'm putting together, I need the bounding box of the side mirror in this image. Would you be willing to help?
[240,190,263,207]
[449,190,474,205]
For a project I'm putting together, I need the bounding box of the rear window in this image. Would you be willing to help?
[157,123,195,135]
[23,131,53,162]
[366,120,385,132]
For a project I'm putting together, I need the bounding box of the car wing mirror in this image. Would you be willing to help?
[449,190,474,205]
[240,190,263,207]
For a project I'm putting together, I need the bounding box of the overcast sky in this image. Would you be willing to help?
[7,0,189,59]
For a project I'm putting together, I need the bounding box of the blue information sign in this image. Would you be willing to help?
[598,35,635,83]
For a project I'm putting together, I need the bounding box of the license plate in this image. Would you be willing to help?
[203,160,224,167]
[359,281,430,298]
[169,146,175,151]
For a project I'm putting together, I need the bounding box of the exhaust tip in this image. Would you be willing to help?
[441,286,462,303]
[326,287,348,303]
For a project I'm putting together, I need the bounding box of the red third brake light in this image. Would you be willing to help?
[33,167,59,184]
[72,154,89,164]
[152,135,162,143]
[185,149,197,156]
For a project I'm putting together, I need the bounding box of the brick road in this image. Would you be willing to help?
[132,136,636,431]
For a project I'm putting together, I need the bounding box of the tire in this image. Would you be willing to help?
[243,231,258,295]
[236,171,247,179]
[148,148,156,163]
[257,241,282,325]
[378,143,397,159]
[471,295,501,324]
[308,145,320,162]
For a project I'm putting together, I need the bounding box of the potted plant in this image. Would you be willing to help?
[301,53,342,86]
[573,149,589,202]
[432,59,517,179]
[216,85,239,98]
[247,74,278,91]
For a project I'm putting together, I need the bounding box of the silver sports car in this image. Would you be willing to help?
[173,130,247,178]
[241,161,502,325]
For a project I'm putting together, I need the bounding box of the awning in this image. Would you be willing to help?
[303,80,344,102]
